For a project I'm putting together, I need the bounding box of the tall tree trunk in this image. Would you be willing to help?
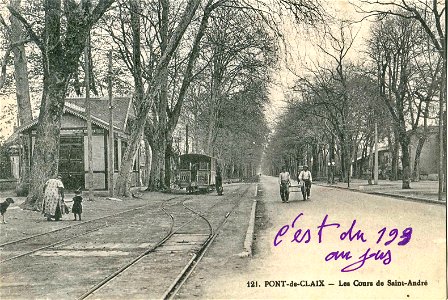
[144,137,151,186]
[346,138,353,183]
[148,139,164,191]
[399,131,411,189]
[397,79,412,189]
[165,0,217,162]
[115,0,145,196]
[154,0,169,190]
[360,141,368,178]
[10,0,32,195]
[14,0,113,208]
[311,143,318,178]
[115,117,145,197]
[10,0,32,125]
[154,119,168,191]
[412,99,430,181]
[389,129,399,181]
[115,0,202,196]
[368,142,374,184]
[23,73,68,209]
[164,138,173,188]
[339,135,350,182]
[352,146,358,178]
[22,0,68,210]
[412,136,425,181]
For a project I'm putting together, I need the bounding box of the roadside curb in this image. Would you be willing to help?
[315,183,446,205]
[239,184,258,258]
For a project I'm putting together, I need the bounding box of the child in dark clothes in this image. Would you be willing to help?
[72,189,83,221]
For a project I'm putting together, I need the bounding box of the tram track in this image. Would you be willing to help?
[0,202,159,248]
[0,195,183,264]
[0,184,255,300]
[78,195,217,299]
[162,189,249,300]
[78,184,254,300]
[76,197,182,300]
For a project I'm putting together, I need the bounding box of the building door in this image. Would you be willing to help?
[59,136,85,190]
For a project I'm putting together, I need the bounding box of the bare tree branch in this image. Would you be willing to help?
[0,38,31,90]
[7,5,44,51]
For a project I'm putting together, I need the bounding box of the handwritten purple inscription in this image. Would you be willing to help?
[273,212,412,272]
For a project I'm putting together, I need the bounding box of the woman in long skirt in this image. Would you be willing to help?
[42,175,65,221]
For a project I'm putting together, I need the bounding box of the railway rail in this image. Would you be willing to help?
[0,196,183,264]
[0,183,255,300]
[80,184,253,299]
[162,192,247,300]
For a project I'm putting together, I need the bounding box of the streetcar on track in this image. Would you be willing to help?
[179,153,218,193]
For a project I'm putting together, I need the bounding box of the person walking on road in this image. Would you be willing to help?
[298,165,312,200]
[42,175,65,221]
[279,166,291,203]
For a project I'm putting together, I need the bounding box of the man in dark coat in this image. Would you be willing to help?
[216,167,223,196]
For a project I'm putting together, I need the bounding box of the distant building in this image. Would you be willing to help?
[354,126,439,180]
[409,126,439,178]
[5,97,141,190]
[350,145,389,179]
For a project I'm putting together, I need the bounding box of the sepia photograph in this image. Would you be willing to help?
[0,0,446,299]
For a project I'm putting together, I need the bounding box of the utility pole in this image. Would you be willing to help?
[185,124,189,154]
[438,56,446,200]
[347,140,350,188]
[85,33,94,200]
[108,50,114,197]
[374,122,379,185]
[330,135,334,184]
[347,162,350,187]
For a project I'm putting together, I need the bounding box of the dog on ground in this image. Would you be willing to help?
[0,198,14,224]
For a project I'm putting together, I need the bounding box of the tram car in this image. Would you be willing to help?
[179,154,217,193]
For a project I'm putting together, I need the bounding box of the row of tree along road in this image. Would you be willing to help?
[262,0,446,200]
[0,1,445,206]
[0,0,325,209]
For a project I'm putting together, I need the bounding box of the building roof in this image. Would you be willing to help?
[4,97,134,144]
[66,97,134,132]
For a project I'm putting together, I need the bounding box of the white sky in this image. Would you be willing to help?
[266,0,372,128]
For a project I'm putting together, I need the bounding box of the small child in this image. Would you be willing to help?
[72,189,83,221]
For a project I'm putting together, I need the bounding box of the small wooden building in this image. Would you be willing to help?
[7,97,141,190]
